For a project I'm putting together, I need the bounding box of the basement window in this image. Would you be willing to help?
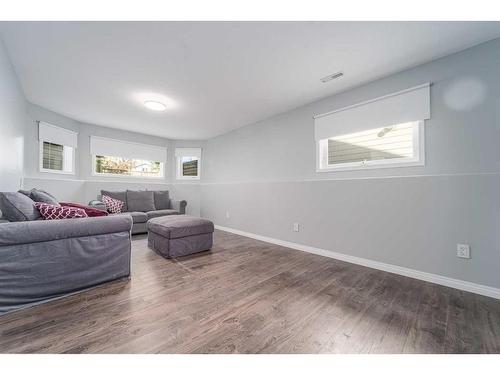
[317,121,424,172]
[89,136,167,179]
[39,141,75,174]
[93,155,164,178]
[175,148,202,180]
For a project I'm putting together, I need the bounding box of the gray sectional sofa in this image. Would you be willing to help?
[0,188,187,313]
[0,201,133,314]
[90,189,187,234]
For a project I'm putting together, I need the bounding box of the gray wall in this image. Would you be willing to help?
[0,39,27,191]
[201,38,500,289]
[22,103,204,216]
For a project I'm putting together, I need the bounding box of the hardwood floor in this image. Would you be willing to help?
[1,230,499,353]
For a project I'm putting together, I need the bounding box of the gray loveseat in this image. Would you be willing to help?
[0,202,133,314]
[89,190,187,235]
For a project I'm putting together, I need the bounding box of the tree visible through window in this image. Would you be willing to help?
[94,155,163,178]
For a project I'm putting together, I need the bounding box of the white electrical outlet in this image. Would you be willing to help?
[225,210,230,219]
[457,244,470,259]
[293,223,299,232]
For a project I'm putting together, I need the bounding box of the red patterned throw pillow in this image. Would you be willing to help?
[60,202,109,217]
[102,194,124,214]
[35,202,88,220]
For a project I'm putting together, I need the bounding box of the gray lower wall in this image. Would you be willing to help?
[202,174,500,289]
[201,38,500,289]
[0,39,27,191]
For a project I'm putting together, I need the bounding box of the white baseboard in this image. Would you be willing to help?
[215,225,500,300]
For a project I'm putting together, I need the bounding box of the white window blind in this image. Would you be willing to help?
[314,83,430,141]
[327,122,416,165]
[38,121,78,148]
[175,148,202,158]
[90,136,167,162]
[42,142,64,170]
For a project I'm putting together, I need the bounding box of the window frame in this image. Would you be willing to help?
[316,120,425,173]
[39,140,75,175]
[176,155,201,180]
[91,154,165,179]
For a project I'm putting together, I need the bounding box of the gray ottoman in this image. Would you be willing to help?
[147,215,214,258]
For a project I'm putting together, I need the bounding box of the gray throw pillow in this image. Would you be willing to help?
[126,190,156,212]
[17,189,32,197]
[0,192,41,221]
[101,190,128,212]
[30,189,60,206]
[153,190,170,210]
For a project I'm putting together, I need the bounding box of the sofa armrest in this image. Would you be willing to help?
[88,200,107,212]
[169,199,187,214]
[0,215,133,246]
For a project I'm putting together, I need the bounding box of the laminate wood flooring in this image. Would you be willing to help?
[1,230,499,353]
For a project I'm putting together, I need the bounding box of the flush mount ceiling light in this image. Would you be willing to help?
[320,71,344,83]
[144,100,167,111]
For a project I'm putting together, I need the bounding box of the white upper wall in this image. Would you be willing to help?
[2,22,500,140]
[23,102,205,210]
[0,39,26,191]
[24,102,208,183]
[203,38,500,183]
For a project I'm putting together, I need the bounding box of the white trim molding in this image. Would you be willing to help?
[214,224,500,300]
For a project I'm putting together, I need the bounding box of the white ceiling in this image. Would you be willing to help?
[1,22,500,140]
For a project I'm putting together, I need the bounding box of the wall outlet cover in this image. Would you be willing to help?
[457,244,471,259]
[293,223,299,232]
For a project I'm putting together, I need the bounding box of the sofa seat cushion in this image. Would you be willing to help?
[146,209,178,220]
[117,211,148,223]
[147,215,214,239]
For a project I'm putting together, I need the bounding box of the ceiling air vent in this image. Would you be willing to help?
[320,71,344,83]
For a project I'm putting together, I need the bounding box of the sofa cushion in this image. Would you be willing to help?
[146,209,178,220]
[126,190,156,212]
[147,216,214,239]
[101,190,128,212]
[35,202,88,220]
[102,195,125,214]
[153,190,170,210]
[0,192,41,222]
[61,202,108,217]
[30,189,60,206]
[17,189,32,197]
[117,211,148,223]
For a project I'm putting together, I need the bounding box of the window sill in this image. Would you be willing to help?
[176,177,200,180]
[91,173,165,180]
[39,169,75,175]
[317,159,425,173]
